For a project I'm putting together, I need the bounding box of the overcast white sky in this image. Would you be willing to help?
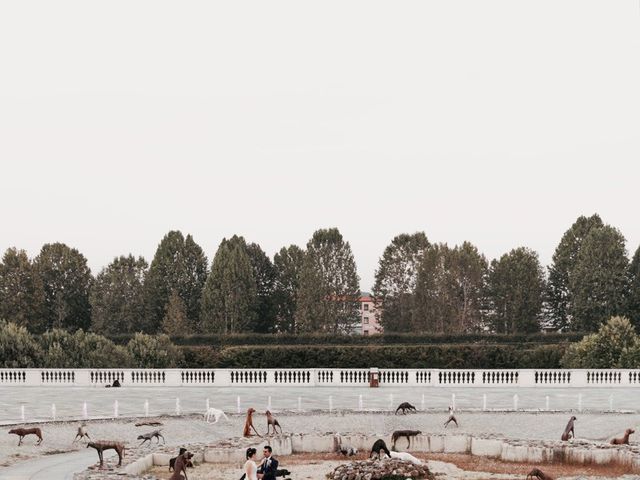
[1,1,639,290]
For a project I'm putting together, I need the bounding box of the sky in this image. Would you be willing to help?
[1,1,639,291]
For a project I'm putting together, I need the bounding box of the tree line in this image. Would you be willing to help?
[0,214,639,336]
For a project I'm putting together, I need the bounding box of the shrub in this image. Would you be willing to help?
[0,321,43,367]
[39,329,131,368]
[561,316,639,368]
[127,333,184,368]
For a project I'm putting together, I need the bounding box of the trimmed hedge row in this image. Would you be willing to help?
[112,332,583,347]
[178,344,567,369]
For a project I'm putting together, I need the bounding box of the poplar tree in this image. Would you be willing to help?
[547,214,604,329]
[34,243,93,331]
[200,236,258,333]
[569,226,629,332]
[0,248,47,332]
[246,242,277,333]
[273,245,305,333]
[295,228,360,333]
[144,231,208,333]
[373,233,429,332]
[90,255,147,334]
[627,245,640,329]
[486,247,546,333]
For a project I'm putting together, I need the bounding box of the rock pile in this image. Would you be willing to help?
[327,458,432,480]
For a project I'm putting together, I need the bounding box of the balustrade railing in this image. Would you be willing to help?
[2,368,640,387]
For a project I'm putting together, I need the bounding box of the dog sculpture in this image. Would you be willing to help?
[169,448,195,472]
[391,430,421,450]
[611,428,635,445]
[73,424,90,442]
[266,410,282,435]
[204,407,229,424]
[170,450,194,480]
[389,450,422,464]
[243,408,261,437]
[444,405,458,428]
[527,468,553,480]
[87,441,125,467]
[8,427,43,446]
[561,416,577,441]
[370,439,391,459]
[395,402,417,415]
[137,429,165,445]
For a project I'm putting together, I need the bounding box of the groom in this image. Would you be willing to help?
[257,445,279,480]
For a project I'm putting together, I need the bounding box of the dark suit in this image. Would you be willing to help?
[258,456,279,480]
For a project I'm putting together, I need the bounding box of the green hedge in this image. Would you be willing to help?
[182,344,567,369]
[110,332,583,347]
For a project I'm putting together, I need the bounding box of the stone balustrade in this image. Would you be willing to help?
[2,368,640,388]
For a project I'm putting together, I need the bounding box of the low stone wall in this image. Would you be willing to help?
[80,432,640,479]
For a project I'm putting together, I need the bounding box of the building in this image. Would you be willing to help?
[357,292,383,335]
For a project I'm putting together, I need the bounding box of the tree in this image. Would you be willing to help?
[569,226,629,332]
[561,316,638,368]
[0,321,43,367]
[34,243,93,331]
[295,228,360,334]
[200,236,258,333]
[414,242,487,333]
[127,332,184,368]
[246,242,277,333]
[144,231,208,333]
[90,255,147,334]
[547,214,604,329]
[273,245,305,333]
[162,290,190,336]
[0,248,47,332]
[626,245,640,329]
[39,329,131,368]
[373,233,430,332]
[486,247,546,333]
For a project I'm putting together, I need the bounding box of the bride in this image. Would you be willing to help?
[243,447,259,480]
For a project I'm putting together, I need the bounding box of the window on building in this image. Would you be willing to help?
[364,304,369,311]
[364,330,369,335]
[364,317,369,324]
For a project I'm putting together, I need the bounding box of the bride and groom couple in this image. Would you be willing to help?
[242,445,279,480]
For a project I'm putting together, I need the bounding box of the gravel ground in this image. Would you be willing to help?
[2,411,640,471]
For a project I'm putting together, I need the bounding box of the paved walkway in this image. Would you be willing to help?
[0,450,113,480]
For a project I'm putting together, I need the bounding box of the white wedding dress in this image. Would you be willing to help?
[244,460,258,480]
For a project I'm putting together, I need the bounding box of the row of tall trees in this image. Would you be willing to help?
[0,229,360,335]
[1,214,639,335]
[374,214,640,333]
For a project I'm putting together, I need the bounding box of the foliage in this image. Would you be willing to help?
[200,236,258,333]
[39,328,131,368]
[144,231,208,333]
[273,245,305,333]
[569,226,629,332]
[126,332,184,368]
[414,242,487,333]
[486,247,546,333]
[214,344,565,369]
[0,321,43,367]
[90,255,147,334]
[295,228,360,333]
[547,214,604,329]
[34,243,93,331]
[561,316,638,368]
[0,248,47,332]
[373,233,430,332]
